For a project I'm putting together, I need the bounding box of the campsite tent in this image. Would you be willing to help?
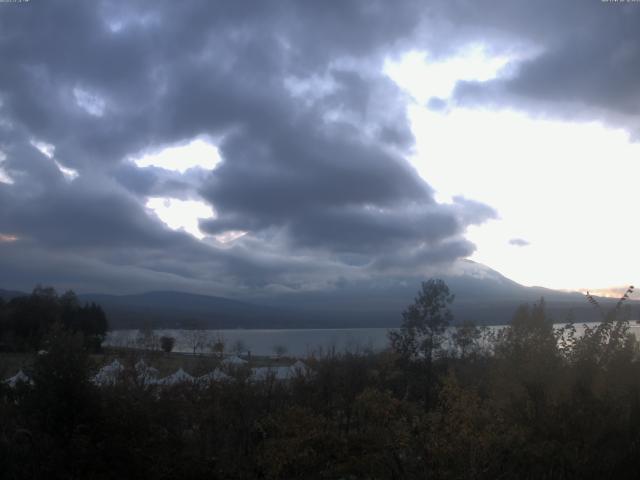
[290,360,309,376]
[4,370,32,388]
[158,368,194,385]
[221,355,248,366]
[92,359,124,386]
[135,359,160,384]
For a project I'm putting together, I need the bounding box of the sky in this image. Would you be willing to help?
[1,0,639,299]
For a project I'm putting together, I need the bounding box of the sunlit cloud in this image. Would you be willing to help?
[133,137,221,173]
[30,139,55,159]
[0,150,12,184]
[213,230,247,244]
[54,161,79,181]
[73,87,106,117]
[0,233,18,243]
[103,10,161,34]
[574,286,636,299]
[0,168,12,184]
[146,197,215,240]
[384,45,512,104]
[30,139,79,181]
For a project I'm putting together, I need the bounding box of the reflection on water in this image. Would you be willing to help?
[105,322,640,358]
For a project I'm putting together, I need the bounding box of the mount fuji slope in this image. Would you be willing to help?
[258,260,624,327]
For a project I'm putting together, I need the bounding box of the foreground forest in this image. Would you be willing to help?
[2,281,640,479]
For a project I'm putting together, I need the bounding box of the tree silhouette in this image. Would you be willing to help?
[388,279,454,407]
[160,335,176,354]
[389,279,454,363]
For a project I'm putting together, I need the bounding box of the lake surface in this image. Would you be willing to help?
[106,328,392,357]
[105,322,640,358]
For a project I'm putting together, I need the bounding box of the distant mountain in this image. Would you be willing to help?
[442,260,611,325]
[1,261,635,329]
[0,289,27,301]
[78,291,303,330]
[257,260,629,327]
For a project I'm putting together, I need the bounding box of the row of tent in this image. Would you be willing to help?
[95,357,311,386]
[92,356,309,385]
[3,357,310,389]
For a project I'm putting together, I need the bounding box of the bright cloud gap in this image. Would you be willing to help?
[384,45,512,104]
[133,137,221,173]
[387,45,640,291]
[145,196,246,243]
[146,197,215,240]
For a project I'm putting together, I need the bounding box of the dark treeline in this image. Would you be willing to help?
[2,280,640,479]
[0,286,108,351]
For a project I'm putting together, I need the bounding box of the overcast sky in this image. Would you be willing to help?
[1,0,639,298]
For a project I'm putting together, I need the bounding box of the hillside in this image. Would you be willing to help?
[1,261,633,329]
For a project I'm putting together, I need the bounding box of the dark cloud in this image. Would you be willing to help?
[509,238,530,247]
[0,0,500,296]
[197,122,478,257]
[444,0,640,136]
[426,97,448,112]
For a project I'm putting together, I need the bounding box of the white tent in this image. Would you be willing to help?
[289,360,309,376]
[221,355,248,366]
[92,359,124,386]
[4,370,32,388]
[135,359,159,384]
[158,368,194,385]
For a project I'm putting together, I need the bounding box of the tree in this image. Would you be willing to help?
[495,298,557,362]
[1,286,108,351]
[210,332,226,358]
[388,279,454,407]
[27,324,98,439]
[136,321,158,351]
[232,339,247,356]
[452,320,481,359]
[566,286,637,368]
[185,329,207,355]
[273,344,287,358]
[389,279,454,363]
[0,296,7,345]
[160,335,176,354]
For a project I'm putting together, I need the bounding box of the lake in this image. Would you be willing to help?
[105,322,640,358]
[105,328,392,357]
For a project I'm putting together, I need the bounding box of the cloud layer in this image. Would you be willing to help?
[4,0,633,297]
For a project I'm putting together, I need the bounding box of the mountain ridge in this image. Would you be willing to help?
[1,261,634,328]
